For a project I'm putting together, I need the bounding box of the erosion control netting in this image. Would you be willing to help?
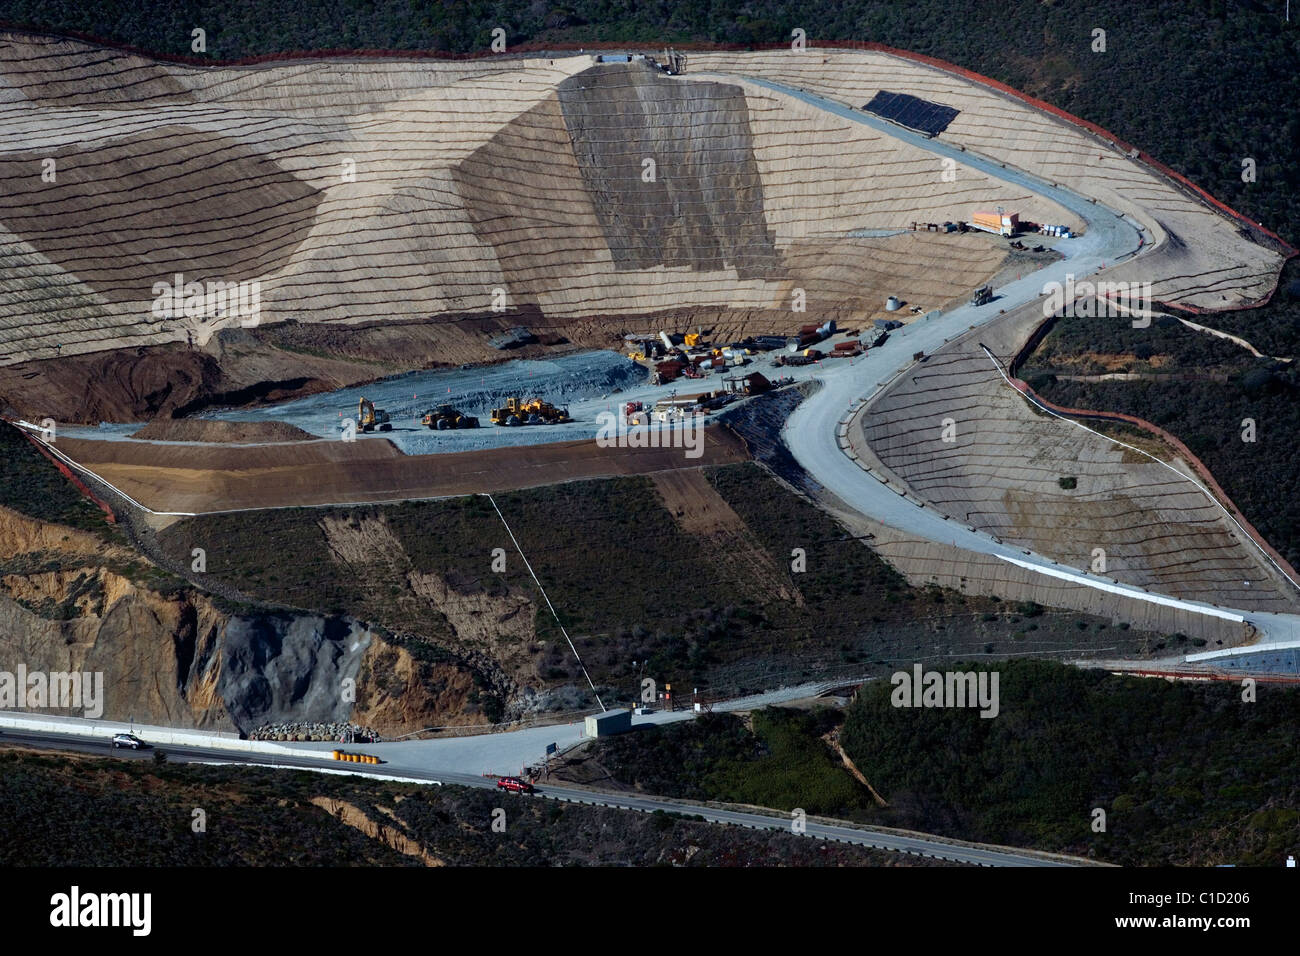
[863,90,959,137]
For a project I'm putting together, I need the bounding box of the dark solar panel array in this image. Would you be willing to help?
[863,91,960,137]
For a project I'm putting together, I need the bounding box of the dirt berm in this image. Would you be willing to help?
[57,427,749,513]
[129,419,315,443]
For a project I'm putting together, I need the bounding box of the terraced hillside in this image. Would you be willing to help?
[3,32,1295,631]
[853,302,1300,613]
[692,50,1289,309]
[0,33,1072,382]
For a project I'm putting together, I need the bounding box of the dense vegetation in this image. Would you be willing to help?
[0,748,926,866]
[1020,310,1300,568]
[584,662,1300,865]
[2,1,1296,246]
[0,423,192,605]
[0,422,120,541]
[593,708,873,815]
[1182,258,1300,357]
[843,660,1300,865]
[156,463,1145,709]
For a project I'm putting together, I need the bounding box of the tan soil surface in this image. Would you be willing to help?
[58,426,749,513]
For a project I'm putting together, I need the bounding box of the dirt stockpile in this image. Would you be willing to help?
[129,419,316,443]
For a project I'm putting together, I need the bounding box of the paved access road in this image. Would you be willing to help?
[0,728,1082,867]
[717,76,1300,646]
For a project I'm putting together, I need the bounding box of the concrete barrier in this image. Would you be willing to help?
[0,711,335,761]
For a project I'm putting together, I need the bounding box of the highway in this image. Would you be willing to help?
[0,727,1085,867]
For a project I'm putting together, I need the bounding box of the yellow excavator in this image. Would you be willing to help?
[358,397,392,432]
[490,396,571,426]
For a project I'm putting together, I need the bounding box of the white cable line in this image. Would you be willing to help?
[8,420,184,516]
[482,492,606,712]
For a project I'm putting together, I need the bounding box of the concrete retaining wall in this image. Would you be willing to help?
[0,710,333,760]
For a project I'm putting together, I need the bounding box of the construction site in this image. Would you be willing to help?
[2,31,1299,741]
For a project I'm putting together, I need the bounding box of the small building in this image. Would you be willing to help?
[585,709,632,738]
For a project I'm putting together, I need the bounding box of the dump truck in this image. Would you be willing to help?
[421,405,479,430]
[490,397,571,426]
[358,397,392,432]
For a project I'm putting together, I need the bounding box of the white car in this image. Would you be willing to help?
[111,733,145,750]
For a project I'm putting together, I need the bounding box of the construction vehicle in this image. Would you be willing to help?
[421,404,479,430]
[358,397,392,432]
[490,396,571,426]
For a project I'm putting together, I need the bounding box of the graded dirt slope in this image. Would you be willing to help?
[57,427,749,513]
[850,300,1300,613]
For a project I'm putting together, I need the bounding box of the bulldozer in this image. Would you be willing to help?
[421,404,479,430]
[490,396,571,426]
[358,397,392,432]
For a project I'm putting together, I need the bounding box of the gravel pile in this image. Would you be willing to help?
[200,350,650,455]
[248,721,382,743]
